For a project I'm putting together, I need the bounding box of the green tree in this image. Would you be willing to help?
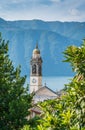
[0,33,32,130]
[63,39,85,129]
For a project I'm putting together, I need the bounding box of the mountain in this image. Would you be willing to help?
[0,18,85,76]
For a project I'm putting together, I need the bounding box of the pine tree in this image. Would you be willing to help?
[0,33,32,130]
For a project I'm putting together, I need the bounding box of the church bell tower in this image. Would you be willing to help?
[30,44,42,93]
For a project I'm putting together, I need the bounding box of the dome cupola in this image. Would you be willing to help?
[33,44,40,54]
[32,43,40,58]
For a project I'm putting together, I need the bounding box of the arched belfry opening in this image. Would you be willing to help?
[32,64,36,74]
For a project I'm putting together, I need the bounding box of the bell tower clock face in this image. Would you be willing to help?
[32,78,36,83]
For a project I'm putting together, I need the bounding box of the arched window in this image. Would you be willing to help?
[32,64,36,74]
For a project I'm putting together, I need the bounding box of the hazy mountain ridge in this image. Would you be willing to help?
[0,18,85,76]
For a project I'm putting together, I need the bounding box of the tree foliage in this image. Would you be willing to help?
[0,33,32,130]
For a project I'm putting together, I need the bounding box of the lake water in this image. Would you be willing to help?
[26,76,73,92]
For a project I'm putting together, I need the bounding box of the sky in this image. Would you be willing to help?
[0,0,85,21]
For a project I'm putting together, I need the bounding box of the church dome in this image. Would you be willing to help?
[33,44,40,54]
[33,48,40,54]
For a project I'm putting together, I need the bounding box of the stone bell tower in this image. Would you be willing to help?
[30,44,42,93]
